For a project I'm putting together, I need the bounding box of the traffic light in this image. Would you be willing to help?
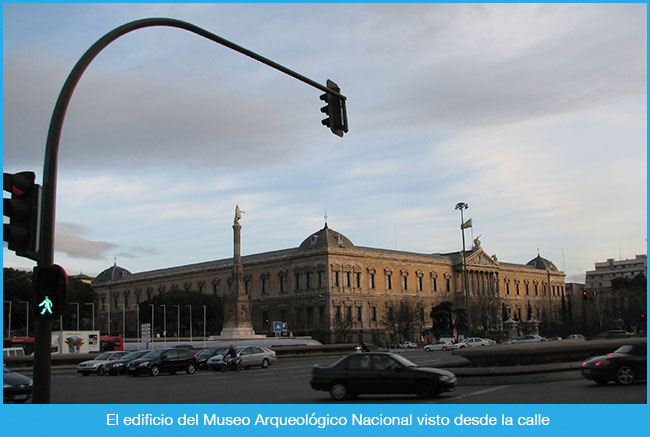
[33,265,69,319]
[3,171,42,260]
[582,290,588,301]
[319,79,348,137]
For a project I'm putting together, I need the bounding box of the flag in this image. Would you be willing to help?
[460,218,472,229]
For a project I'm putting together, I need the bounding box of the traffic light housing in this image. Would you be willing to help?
[3,171,42,260]
[319,79,348,137]
[33,265,69,319]
[582,290,588,301]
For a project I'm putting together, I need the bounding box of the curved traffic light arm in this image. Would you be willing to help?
[40,17,347,267]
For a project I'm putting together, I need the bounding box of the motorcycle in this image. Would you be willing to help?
[221,355,242,372]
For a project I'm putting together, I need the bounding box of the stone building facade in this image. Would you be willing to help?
[92,225,566,343]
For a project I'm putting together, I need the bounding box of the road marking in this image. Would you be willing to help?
[426,385,511,403]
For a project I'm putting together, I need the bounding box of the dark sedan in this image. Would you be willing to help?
[127,348,197,376]
[3,366,33,403]
[581,344,647,385]
[310,352,456,400]
[102,350,150,375]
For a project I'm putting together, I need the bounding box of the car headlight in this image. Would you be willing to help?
[113,362,124,367]
[439,375,453,382]
[138,361,150,368]
[3,383,12,388]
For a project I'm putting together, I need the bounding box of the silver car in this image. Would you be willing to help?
[77,351,129,375]
[207,346,276,370]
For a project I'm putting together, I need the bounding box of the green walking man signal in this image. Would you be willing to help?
[33,265,69,319]
[39,296,54,315]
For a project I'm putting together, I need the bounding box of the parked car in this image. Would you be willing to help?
[398,341,418,349]
[424,340,453,351]
[449,337,493,349]
[508,335,546,344]
[195,347,229,369]
[77,351,129,376]
[207,346,276,371]
[102,350,150,375]
[567,334,585,340]
[127,348,197,376]
[3,365,33,403]
[310,352,456,400]
[581,343,647,385]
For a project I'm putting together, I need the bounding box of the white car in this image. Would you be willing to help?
[398,341,418,349]
[508,335,546,344]
[449,337,494,350]
[207,346,276,370]
[424,340,453,351]
[77,351,129,376]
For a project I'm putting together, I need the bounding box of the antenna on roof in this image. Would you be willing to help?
[324,209,328,228]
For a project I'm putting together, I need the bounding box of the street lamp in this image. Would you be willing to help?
[70,302,79,331]
[202,305,206,348]
[455,202,471,332]
[149,304,155,342]
[84,303,95,331]
[186,305,193,343]
[118,304,126,338]
[173,305,180,340]
[20,301,29,337]
[133,304,140,345]
[160,304,167,345]
[102,303,111,336]
[3,301,11,338]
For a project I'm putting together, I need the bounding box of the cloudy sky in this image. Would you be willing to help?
[3,3,647,283]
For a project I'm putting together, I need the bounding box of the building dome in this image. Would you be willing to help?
[299,224,355,250]
[526,255,558,271]
[92,264,132,284]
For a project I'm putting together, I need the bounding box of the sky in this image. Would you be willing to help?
[2,3,647,283]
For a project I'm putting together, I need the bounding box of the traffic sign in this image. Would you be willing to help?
[273,321,283,333]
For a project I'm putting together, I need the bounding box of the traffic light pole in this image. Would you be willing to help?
[33,17,347,403]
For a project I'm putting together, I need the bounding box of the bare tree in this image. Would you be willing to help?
[383,298,423,342]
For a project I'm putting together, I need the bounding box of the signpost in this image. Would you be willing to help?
[141,323,151,348]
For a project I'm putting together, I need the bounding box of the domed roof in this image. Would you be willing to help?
[526,255,558,271]
[299,225,355,250]
[92,263,132,284]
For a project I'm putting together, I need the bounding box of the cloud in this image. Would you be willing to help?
[54,222,118,260]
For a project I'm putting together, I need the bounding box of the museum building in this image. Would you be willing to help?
[92,224,566,344]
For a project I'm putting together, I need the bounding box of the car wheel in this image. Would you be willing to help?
[442,347,448,351]
[261,358,270,369]
[150,365,160,377]
[415,380,433,399]
[615,366,635,385]
[186,363,196,375]
[329,383,349,401]
[97,367,105,376]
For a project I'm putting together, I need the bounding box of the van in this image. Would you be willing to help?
[3,347,25,358]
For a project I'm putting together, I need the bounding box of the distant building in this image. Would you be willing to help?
[70,272,95,284]
[92,223,566,343]
[585,255,647,294]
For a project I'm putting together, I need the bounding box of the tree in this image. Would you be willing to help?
[430,301,454,335]
[383,298,423,342]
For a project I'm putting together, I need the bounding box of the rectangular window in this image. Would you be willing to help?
[525,283,529,296]
[516,283,520,295]
[345,272,351,287]
[306,272,311,289]
[355,272,361,288]
[356,306,362,322]
[386,274,393,290]
[335,306,341,321]
[433,277,437,292]
[369,273,375,289]
[417,276,423,291]
[318,271,323,288]
[371,307,377,322]
[346,306,352,321]
[280,275,286,293]
[245,279,251,294]
[262,277,269,295]
[402,275,408,290]
[506,282,510,295]
[445,278,450,292]
[294,273,300,290]
[534,284,538,296]
[334,271,340,287]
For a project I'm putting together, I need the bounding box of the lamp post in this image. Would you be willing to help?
[70,302,79,331]
[455,202,470,332]
[20,301,29,337]
[3,301,12,338]
[84,303,95,331]
[186,305,193,343]
[202,305,206,348]
[102,303,111,336]
[161,304,167,345]
[134,304,140,345]
[149,304,155,342]
[173,305,180,340]
[118,304,126,338]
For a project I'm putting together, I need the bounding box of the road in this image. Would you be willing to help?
[47,351,646,404]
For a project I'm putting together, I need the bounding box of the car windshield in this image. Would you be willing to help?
[95,352,112,360]
[142,350,164,359]
[391,354,417,368]
[614,345,637,354]
[196,348,216,357]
